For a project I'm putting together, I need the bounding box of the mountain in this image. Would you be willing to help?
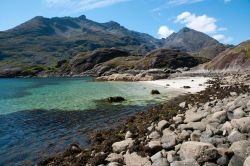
[163,27,229,58]
[0,15,161,69]
[205,40,250,70]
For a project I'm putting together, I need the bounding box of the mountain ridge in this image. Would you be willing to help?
[0,15,226,71]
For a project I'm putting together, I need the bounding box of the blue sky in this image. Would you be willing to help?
[1,0,249,45]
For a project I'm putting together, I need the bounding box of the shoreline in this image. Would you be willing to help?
[38,73,250,166]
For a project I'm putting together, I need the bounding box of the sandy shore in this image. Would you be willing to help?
[141,77,211,93]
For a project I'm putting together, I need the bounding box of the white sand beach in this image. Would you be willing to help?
[141,77,211,94]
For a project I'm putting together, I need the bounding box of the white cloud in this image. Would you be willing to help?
[158,26,175,38]
[44,0,130,12]
[175,11,217,33]
[224,0,231,3]
[213,34,233,43]
[168,0,204,6]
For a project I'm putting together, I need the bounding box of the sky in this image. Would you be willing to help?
[0,0,250,45]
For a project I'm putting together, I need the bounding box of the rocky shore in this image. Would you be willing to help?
[38,73,250,166]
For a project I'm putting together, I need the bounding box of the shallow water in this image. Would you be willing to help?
[0,77,182,165]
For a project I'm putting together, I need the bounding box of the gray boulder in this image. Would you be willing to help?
[112,138,134,153]
[229,141,250,166]
[161,129,177,150]
[231,117,250,133]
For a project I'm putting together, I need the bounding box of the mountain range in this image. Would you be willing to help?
[0,15,229,70]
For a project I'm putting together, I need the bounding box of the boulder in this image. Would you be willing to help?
[179,141,214,161]
[148,141,162,152]
[228,129,247,143]
[152,158,169,166]
[229,141,250,166]
[178,122,206,131]
[244,156,250,166]
[125,131,133,139]
[171,159,199,166]
[112,139,134,153]
[151,90,160,95]
[221,121,233,135]
[179,102,186,108]
[183,86,191,89]
[149,131,161,140]
[107,96,125,103]
[106,153,123,163]
[190,130,201,141]
[231,117,250,133]
[184,113,205,123]
[156,120,169,131]
[212,111,227,123]
[161,129,177,150]
[123,152,151,166]
[107,162,120,166]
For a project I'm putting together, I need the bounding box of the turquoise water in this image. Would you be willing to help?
[0,77,180,115]
[0,77,182,165]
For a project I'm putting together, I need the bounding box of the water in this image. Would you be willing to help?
[0,77,182,165]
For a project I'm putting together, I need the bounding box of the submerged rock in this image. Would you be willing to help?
[151,90,160,95]
[106,96,125,103]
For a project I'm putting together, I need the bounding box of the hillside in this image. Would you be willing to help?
[205,40,250,70]
[0,15,160,69]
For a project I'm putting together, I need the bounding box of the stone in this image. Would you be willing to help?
[212,110,227,123]
[156,120,169,131]
[179,102,186,108]
[229,141,250,166]
[184,113,205,123]
[107,96,125,103]
[203,162,218,166]
[173,116,183,124]
[125,131,133,139]
[244,155,250,166]
[151,151,162,162]
[231,117,250,133]
[107,162,120,166]
[183,86,191,89]
[149,131,161,140]
[196,148,219,164]
[112,139,134,153]
[151,90,160,95]
[148,141,162,151]
[217,156,229,166]
[178,122,206,131]
[161,129,177,150]
[106,153,123,163]
[231,107,246,119]
[167,151,176,163]
[221,121,233,135]
[228,129,247,143]
[171,159,199,166]
[179,130,190,141]
[123,152,151,166]
[179,141,214,161]
[152,158,169,166]
[230,92,238,96]
[190,130,201,141]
